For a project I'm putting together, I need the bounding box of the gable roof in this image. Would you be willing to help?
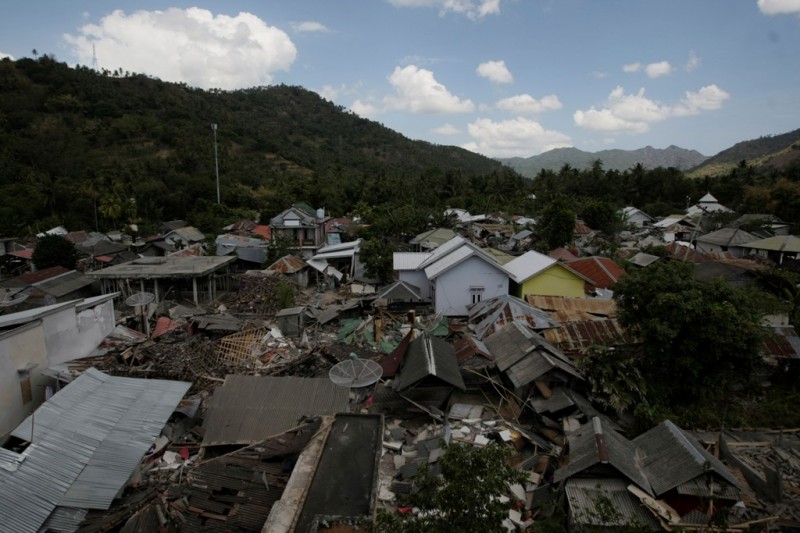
[374,280,424,301]
[633,419,742,497]
[526,295,617,319]
[394,333,466,391]
[665,242,710,263]
[741,234,800,253]
[267,254,307,273]
[549,247,579,261]
[423,241,503,280]
[393,251,432,271]
[0,368,189,532]
[417,235,467,269]
[696,227,758,247]
[565,256,625,288]
[503,250,558,283]
[412,227,457,249]
[554,417,652,493]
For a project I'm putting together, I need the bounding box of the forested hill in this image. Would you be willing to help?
[687,128,800,177]
[0,56,512,236]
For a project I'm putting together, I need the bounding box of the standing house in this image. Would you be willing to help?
[394,236,509,317]
[0,294,118,441]
[269,204,328,259]
[504,250,589,299]
[695,227,758,257]
[740,235,800,264]
[621,206,655,228]
[565,256,625,293]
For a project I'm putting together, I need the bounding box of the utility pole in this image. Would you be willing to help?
[212,123,220,204]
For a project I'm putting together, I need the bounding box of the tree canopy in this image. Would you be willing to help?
[32,234,79,270]
[613,261,766,407]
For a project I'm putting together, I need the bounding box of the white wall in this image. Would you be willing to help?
[433,256,508,316]
[0,322,49,441]
[0,295,118,441]
[398,270,431,299]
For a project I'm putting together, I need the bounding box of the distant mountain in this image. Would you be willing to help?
[499,145,708,178]
[686,128,800,177]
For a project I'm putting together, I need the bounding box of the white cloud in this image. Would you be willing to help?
[476,60,513,83]
[685,50,701,71]
[623,62,642,73]
[63,8,297,90]
[495,94,562,114]
[431,123,461,135]
[292,21,329,32]
[758,0,800,15]
[383,65,475,114]
[0,51,14,60]
[463,117,571,157]
[350,99,379,118]
[645,61,674,78]
[388,0,501,19]
[574,84,730,134]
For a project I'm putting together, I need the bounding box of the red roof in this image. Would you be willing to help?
[549,247,578,261]
[252,225,271,240]
[574,221,594,235]
[16,265,69,285]
[152,317,183,339]
[95,255,113,263]
[565,257,625,288]
[8,249,34,260]
[665,242,710,263]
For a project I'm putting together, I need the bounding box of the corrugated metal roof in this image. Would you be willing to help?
[555,417,651,493]
[267,254,307,274]
[393,252,432,271]
[483,321,537,372]
[32,270,95,298]
[542,318,631,355]
[633,419,742,497]
[453,335,492,364]
[565,478,661,530]
[696,228,758,247]
[14,266,70,286]
[374,280,424,301]
[201,376,349,446]
[526,295,617,318]
[0,368,189,533]
[763,325,800,359]
[424,245,484,280]
[394,333,466,391]
[628,252,661,268]
[468,294,559,339]
[741,234,800,253]
[503,250,556,283]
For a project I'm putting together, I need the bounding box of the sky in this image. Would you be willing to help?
[1,0,799,159]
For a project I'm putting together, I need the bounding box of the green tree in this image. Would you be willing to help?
[32,234,79,270]
[614,261,766,407]
[373,442,526,533]
[534,197,575,251]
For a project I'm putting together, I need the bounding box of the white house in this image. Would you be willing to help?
[0,293,118,441]
[393,236,509,316]
[621,206,655,228]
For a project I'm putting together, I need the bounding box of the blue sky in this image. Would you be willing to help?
[1,0,799,158]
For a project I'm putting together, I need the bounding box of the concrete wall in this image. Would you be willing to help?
[0,322,49,442]
[520,265,585,298]
[398,270,430,299]
[433,255,508,316]
[0,296,117,441]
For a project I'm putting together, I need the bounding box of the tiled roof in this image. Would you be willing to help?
[565,256,625,288]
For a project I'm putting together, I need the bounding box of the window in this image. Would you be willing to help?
[470,286,484,305]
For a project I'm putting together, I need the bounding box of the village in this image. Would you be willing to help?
[0,195,799,533]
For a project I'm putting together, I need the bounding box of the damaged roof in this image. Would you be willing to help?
[0,368,190,533]
[394,332,466,391]
[633,419,743,497]
[554,417,652,494]
[468,293,560,339]
[202,375,350,447]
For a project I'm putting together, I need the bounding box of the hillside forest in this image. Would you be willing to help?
[0,55,799,240]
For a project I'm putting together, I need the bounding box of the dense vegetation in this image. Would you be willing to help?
[1,56,798,242]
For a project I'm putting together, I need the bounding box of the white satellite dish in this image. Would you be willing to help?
[126,292,155,307]
[126,292,155,335]
[329,356,383,389]
[0,289,28,308]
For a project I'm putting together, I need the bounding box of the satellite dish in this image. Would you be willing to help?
[126,292,155,307]
[329,357,383,389]
[0,289,28,307]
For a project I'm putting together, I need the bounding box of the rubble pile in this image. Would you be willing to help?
[223,272,300,316]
